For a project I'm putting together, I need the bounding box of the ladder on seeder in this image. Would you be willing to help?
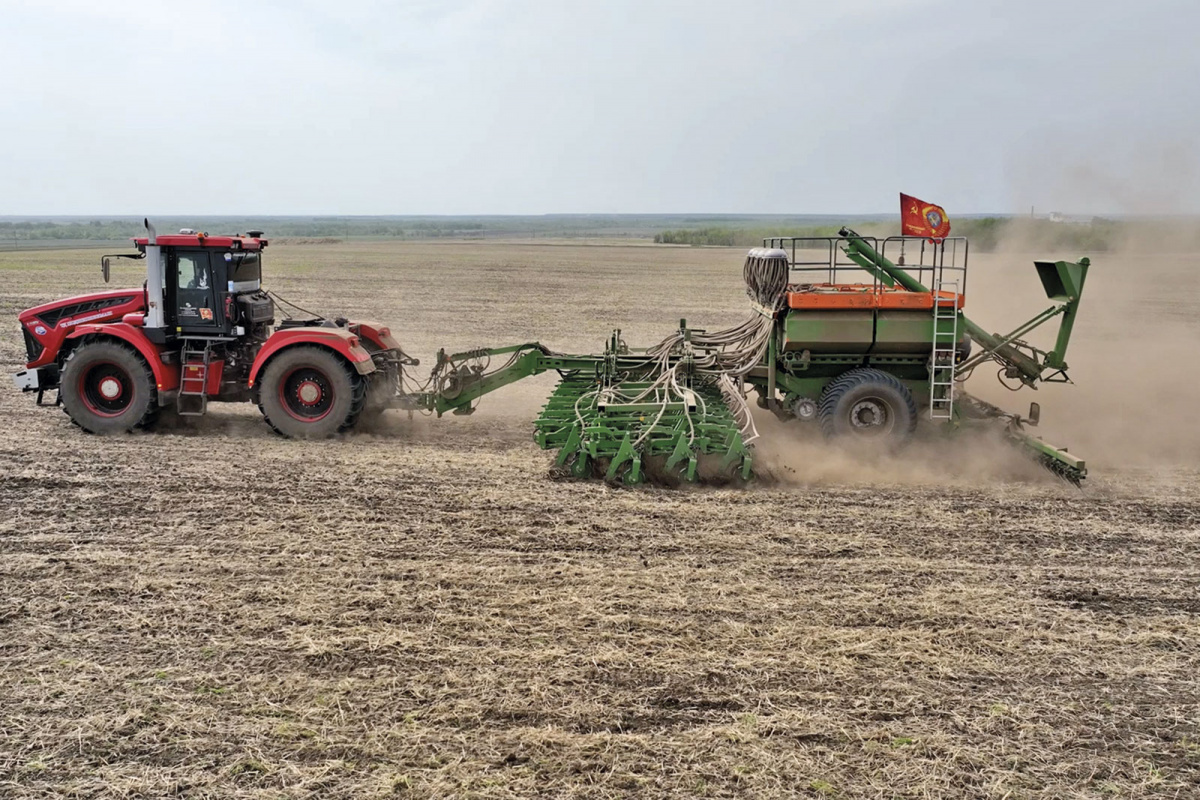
[929,279,959,420]
[178,340,212,416]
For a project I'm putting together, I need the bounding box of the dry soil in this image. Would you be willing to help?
[1,240,1198,798]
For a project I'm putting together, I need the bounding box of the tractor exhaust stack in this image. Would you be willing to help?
[143,218,166,332]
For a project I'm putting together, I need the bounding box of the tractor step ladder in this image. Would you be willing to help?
[929,279,959,421]
[178,340,212,416]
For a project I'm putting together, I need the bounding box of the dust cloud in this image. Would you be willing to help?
[966,246,1200,470]
[751,414,1048,488]
[982,143,1200,470]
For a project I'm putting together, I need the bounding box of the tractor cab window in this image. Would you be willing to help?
[228,252,261,290]
[178,253,211,290]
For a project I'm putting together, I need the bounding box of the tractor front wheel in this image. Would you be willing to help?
[60,341,157,434]
[817,368,917,444]
[258,346,363,439]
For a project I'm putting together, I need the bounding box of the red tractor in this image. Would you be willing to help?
[12,220,409,437]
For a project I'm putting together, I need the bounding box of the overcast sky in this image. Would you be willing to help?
[2,0,1197,216]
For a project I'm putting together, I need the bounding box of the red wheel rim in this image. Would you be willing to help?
[79,361,134,417]
[279,366,335,422]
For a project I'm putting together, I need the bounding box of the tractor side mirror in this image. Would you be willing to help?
[101,257,111,284]
[1027,401,1040,427]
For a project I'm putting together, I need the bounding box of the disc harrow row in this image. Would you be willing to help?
[533,376,752,485]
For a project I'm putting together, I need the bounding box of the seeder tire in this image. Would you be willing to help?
[258,346,363,439]
[817,368,917,444]
[60,341,157,434]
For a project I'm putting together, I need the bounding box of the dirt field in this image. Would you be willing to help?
[1,240,1198,798]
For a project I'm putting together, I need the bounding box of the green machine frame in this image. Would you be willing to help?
[394,228,1091,486]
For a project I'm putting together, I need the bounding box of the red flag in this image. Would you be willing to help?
[900,193,951,240]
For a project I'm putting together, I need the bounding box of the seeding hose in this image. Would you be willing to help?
[629,249,791,444]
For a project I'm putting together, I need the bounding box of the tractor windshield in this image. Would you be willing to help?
[229,252,261,288]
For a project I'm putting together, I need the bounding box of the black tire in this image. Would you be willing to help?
[354,342,399,425]
[817,368,917,443]
[258,346,364,439]
[60,341,157,434]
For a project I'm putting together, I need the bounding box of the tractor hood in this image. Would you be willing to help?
[19,288,146,330]
[18,288,147,369]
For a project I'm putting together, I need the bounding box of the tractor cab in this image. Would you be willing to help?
[129,226,275,342]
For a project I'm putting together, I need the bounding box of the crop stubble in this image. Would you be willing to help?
[0,240,1198,798]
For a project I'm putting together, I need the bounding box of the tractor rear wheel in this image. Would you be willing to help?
[60,341,158,434]
[817,368,917,444]
[258,346,363,439]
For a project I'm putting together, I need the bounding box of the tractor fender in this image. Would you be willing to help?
[66,323,180,392]
[248,327,376,389]
[350,320,402,352]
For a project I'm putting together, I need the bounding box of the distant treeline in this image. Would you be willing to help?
[0,218,487,242]
[654,225,845,247]
[654,217,1147,253]
[6,215,1197,253]
[0,214,874,244]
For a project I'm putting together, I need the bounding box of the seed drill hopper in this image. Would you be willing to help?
[397,229,1090,485]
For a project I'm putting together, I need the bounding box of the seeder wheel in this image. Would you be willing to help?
[818,368,917,444]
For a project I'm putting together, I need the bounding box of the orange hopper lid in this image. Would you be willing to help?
[785,284,964,311]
